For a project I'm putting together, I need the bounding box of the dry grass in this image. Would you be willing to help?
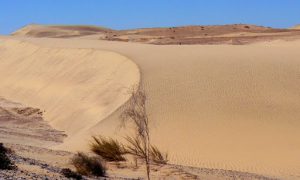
[125,136,168,165]
[150,145,168,165]
[124,136,147,159]
[90,136,126,162]
[71,152,106,177]
[121,87,152,179]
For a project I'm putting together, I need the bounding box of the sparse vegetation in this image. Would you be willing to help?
[90,136,126,162]
[61,168,82,180]
[121,86,152,179]
[150,145,168,165]
[0,143,15,170]
[71,152,106,177]
[124,136,168,165]
[77,86,168,179]
[124,136,147,159]
[120,86,168,179]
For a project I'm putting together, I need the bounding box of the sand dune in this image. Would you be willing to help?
[13,24,112,38]
[0,38,140,149]
[1,35,300,179]
[13,24,300,45]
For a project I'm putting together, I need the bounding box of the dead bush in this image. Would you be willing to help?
[71,152,106,177]
[0,143,16,170]
[150,145,168,164]
[61,168,82,180]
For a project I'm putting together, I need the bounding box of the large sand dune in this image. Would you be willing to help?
[1,35,300,179]
[0,38,140,149]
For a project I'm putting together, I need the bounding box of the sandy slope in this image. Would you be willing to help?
[1,36,300,179]
[0,38,140,150]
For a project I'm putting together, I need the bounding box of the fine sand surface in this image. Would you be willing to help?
[1,35,300,179]
[0,37,140,150]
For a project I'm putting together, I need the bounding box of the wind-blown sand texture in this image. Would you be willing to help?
[0,38,140,150]
[1,24,300,179]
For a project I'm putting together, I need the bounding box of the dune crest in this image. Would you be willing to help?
[0,38,140,149]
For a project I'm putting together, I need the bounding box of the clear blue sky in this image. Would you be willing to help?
[1,0,300,34]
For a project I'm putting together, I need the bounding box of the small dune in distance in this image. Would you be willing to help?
[13,23,300,45]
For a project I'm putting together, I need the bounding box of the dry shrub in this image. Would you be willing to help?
[150,146,168,164]
[61,168,82,180]
[121,87,152,179]
[0,143,15,170]
[71,152,106,177]
[90,136,126,162]
[124,136,168,165]
[124,136,147,159]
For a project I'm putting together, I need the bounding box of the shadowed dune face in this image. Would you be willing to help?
[1,36,300,178]
[0,38,140,147]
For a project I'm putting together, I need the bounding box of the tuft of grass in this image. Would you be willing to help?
[124,136,147,159]
[61,168,82,180]
[0,143,16,170]
[125,136,168,165]
[90,136,126,162]
[150,146,168,164]
[71,152,106,177]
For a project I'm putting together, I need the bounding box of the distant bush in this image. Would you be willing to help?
[90,136,126,162]
[244,25,250,29]
[0,143,15,170]
[61,168,82,180]
[71,152,106,177]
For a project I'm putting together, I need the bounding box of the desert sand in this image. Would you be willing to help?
[291,25,300,30]
[1,24,300,179]
[13,24,300,45]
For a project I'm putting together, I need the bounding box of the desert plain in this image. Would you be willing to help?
[0,24,300,179]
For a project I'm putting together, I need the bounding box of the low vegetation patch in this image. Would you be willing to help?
[61,168,82,180]
[90,136,126,162]
[71,152,106,177]
[150,145,168,164]
[0,143,16,170]
[125,136,168,165]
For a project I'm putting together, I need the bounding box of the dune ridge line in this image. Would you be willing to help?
[0,38,141,150]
